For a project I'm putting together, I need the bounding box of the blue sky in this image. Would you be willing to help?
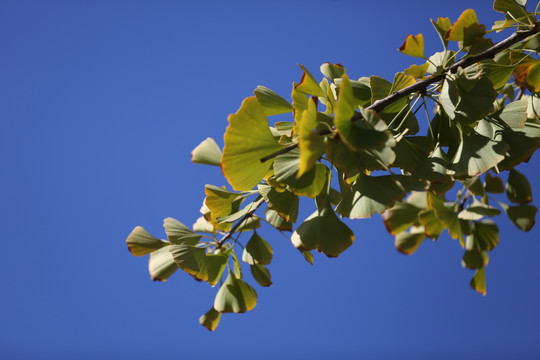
[1,1,539,359]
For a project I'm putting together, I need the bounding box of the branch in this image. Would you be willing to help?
[218,198,265,246]
[259,23,540,163]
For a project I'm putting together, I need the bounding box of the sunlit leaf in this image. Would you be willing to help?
[291,205,354,257]
[404,63,430,78]
[254,85,293,116]
[242,232,273,265]
[461,176,485,196]
[506,168,533,204]
[395,226,426,255]
[192,216,215,233]
[399,33,425,58]
[489,99,528,128]
[426,51,455,75]
[231,250,243,279]
[430,195,463,243]
[199,307,221,331]
[463,23,493,55]
[222,97,283,191]
[480,60,517,90]
[191,137,222,166]
[320,62,346,82]
[163,217,202,245]
[148,246,178,281]
[214,271,257,313]
[446,9,479,41]
[470,267,487,295]
[431,17,451,48]
[126,226,168,256]
[295,64,325,97]
[298,98,325,177]
[250,264,272,287]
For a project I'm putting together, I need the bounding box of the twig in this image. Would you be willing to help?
[259,23,540,163]
[218,198,264,246]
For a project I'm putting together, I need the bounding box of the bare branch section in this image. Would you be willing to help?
[260,23,540,163]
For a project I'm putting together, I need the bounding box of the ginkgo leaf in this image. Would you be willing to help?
[222,97,283,191]
[295,64,325,97]
[199,307,222,331]
[446,9,479,41]
[458,200,501,220]
[148,246,178,282]
[265,208,293,231]
[404,63,430,78]
[169,244,228,286]
[395,226,426,255]
[126,226,168,256]
[462,250,489,269]
[470,267,487,295]
[163,217,201,245]
[506,169,533,204]
[258,185,299,223]
[399,33,425,58]
[254,86,293,116]
[431,17,451,48]
[418,209,444,239]
[485,172,504,193]
[320,62,346,82]
[382,201,423,236]
[214,271,257,313]
[250,264,272,287]
[191,137,222,166]
[505,204,537,231]
[242,232,273,265]
[466,221,499,251]
[430,195,463,243]
[291,205,354,257]
[298,98,325,177]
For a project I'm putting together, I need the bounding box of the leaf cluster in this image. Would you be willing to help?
[128,0,540,330]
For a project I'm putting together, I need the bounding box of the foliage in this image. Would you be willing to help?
[127,1,540,330]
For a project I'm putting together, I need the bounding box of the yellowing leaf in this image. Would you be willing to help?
[399,33,425,58]
[395,226,426,255]
[222,97,283,191]
[470,267,487,295]
[298,98,325,177]
[295,64,325,97]
[446,9,479,41]
[404,63,430,79]
[199,307,221,331]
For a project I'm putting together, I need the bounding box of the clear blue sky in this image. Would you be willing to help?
[1,1,539,359]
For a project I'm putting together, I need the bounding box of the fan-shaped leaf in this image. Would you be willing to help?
[254,86,293,116]
[506,169,533,204]
[163,217,201,245]
[446,9,479,41]
[258,185,299,223]
[126,226,168,256]
[222,97,283,191]
[399,33,425,58]
[199,307,221,332]
[214,271,257,313]
[242,232,273,265]
[291,206,354,257]
[395,226,426,255]
[250,264,272,287]
[296,64,325,97]
[148,246,178,281]
[470,267,487,295]
[191,137,222,166]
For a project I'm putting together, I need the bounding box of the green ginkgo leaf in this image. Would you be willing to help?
[399,33,425,58]
[506,169,533,204]
[458,200,501,220]
[250,264,272,287]
[320,62,346,82]
[431,17,451,48]
[199,307,222,332]
[505,204,537,231]
[163,217,201,245]
[395,226,426,255]
[214,271,257,313]
[291,205,354,257]
[204,185,243,219]
[169,244,228,286]
[485,172,504,193]
[497,123,540,170]
[418,209,444,239]
[466,221,499,251]
[222,97,283,191]
[382,201,423,235]
[462,250,489,269]
[126,226,168,256]
[265,208,293,231]
[148,246,178,282]
[470,267,487,295]
[404,63,430,78]
[254,85,293,116]
[430,194,463,243]
[258,185,299,223]
[242,232,273,265]
[336,174,409,219]
[191,137,222,166]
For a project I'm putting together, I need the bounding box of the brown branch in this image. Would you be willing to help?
[259,23,540,163]
[218,198,265,246]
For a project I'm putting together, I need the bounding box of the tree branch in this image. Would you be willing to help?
[218,198,265,246]
[259,23,540,163]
